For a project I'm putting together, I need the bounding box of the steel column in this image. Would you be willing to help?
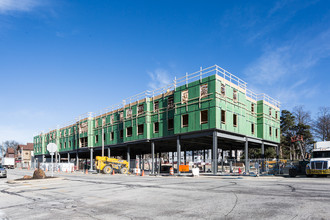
[221,150,224,172]
[212,131,218,174]
[184,149,187,165]
[151,142,155,174]
[102,128,104,157]
[76,152,79,170]
[108,148,110,158]
[261,141,265,172]
[245,138,249,173]
[67,153,70,163]
[127,146,130,171]
[177,136,181,174]
[89,148,94,171]
[203,148,206,172]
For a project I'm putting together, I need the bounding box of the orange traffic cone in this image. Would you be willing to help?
[85,169,88,174]
[112,169,115,175]
[58,168,60,172]
[141,170,145,176]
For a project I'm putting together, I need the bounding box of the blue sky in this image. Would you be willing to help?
[0,0,329,144]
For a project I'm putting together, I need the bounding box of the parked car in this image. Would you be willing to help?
[0,165,7,178]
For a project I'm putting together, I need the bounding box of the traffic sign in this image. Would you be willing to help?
[47,143,57,153]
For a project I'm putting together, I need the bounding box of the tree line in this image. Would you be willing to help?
[280,106,330,160]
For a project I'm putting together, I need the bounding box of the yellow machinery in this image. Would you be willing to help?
[95,156,129,174]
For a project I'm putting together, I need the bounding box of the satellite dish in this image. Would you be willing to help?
[47,143,58,154]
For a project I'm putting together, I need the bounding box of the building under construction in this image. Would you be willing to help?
[33,65,280,174]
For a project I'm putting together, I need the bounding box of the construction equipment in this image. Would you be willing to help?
[289,135,309,177]
[95,156,129,174]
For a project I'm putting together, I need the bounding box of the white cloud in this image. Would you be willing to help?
[147,68,172,90]
[0,0,40,14]
[244,27,330,110]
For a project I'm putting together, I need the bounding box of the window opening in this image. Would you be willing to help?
[201,110,208,124]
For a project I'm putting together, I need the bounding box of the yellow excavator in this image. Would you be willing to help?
[95,156,129,174]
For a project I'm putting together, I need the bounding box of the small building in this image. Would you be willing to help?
[17,143,34,168]
[5,148,16,158]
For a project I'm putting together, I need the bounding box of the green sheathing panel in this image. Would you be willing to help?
[215,75,258,137]
[33,135,44,156]
[257,100,280,142]
[123,100,150,142]
[150,93,175,139]
[33,71,281,156]
[58,124,80,152]
[174,75,216,135]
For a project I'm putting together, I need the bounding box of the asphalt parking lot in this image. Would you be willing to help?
[0,169,329,220]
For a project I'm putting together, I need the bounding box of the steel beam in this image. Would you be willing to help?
[217,132,245,142]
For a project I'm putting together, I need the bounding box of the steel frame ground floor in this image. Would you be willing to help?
[35,129,279,175]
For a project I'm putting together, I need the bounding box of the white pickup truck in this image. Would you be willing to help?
[306,141,330,177]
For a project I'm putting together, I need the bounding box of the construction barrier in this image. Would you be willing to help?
[169,167,174,175]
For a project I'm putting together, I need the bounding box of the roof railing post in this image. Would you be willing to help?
[186,72,188,87]
[174,77,177,91]
[200,66,202,83]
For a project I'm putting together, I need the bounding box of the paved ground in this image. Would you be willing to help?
[0,169,329,220]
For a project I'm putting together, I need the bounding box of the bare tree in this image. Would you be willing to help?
[3,140,19,156]
[293,105,312,125]
[313,107,330,141]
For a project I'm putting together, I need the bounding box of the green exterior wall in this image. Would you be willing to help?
[33,72,280,156]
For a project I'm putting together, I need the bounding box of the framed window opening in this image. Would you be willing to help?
[138,104,144,115]
[120,112,124,121]
[154,101,159,112]
[233,90,238,102]
[221,83,226,96]
[181,90,189,104]
[138,124,144,135]
[233,114,238,127]
[276,128,278,138]
[201,110,208,124]
[221,110,226,123]
[168,96,174,109]
[127,127,133,137]
[154,122,159,133]
[168,118,174,130]
[182,114,189,127]
[200,84,208,98]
